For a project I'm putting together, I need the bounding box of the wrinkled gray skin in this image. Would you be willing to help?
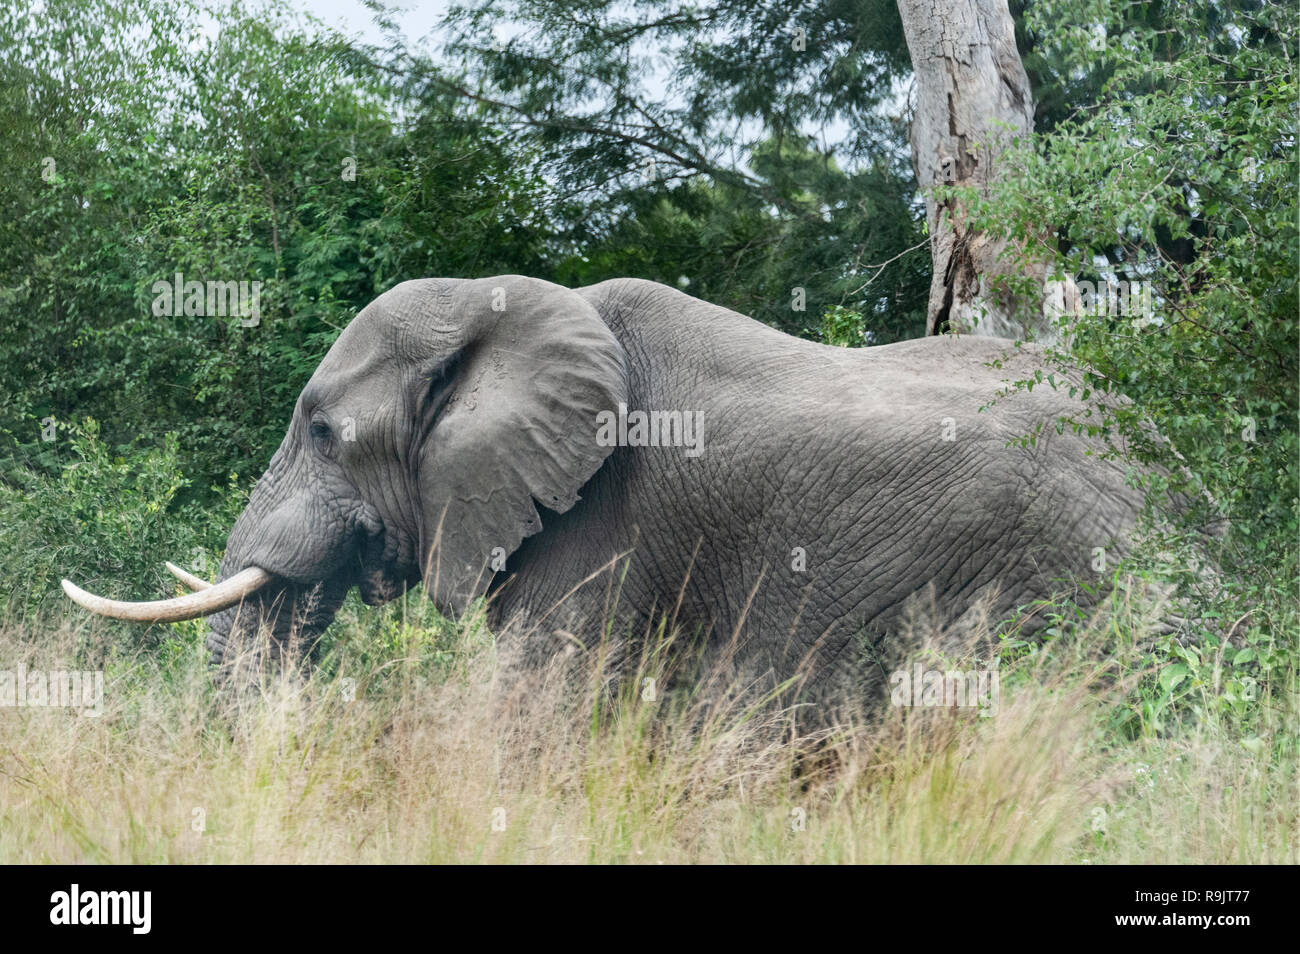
[208,276,1143,706]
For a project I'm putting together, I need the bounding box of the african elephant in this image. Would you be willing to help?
[64,275,1146,707]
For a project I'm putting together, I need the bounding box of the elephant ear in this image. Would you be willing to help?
[413,276,628,615]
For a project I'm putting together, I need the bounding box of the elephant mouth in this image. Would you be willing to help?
[357,564,409,605]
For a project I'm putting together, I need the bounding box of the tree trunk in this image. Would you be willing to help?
[897,0,1056,341]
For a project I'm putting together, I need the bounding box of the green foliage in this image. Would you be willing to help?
[997,561,1297,769]
[313,591,491,687]
[977,0,1298,581]
[431,0,930,341]
[817,305,868,347]
[0,420,246,633]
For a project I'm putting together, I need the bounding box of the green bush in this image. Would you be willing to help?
[979,0,1298,584]
[0,419,246,641]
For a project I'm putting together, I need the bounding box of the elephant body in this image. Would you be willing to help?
[198,276,1143,711]
[491,279,1141,699]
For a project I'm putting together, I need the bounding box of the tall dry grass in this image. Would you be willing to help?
[0,594,1294,864]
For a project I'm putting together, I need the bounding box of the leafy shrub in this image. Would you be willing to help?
[980,0,1298,583]
[0,419,246,643]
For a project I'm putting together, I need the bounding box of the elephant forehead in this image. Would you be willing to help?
[327,279,462,358]
[310,284,450,377]
[298,336,407,418]
[370,278,455,323]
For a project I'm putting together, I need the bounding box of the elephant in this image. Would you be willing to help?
[63,275,1149,710]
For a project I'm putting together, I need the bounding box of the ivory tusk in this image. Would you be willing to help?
[61,567,273,623]
[165,561,213,591]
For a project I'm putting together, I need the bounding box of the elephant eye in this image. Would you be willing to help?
[310,420,332,444]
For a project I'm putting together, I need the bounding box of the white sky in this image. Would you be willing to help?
[297,0,450,48]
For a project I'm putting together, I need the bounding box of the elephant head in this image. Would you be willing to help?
[63,276,628,664]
